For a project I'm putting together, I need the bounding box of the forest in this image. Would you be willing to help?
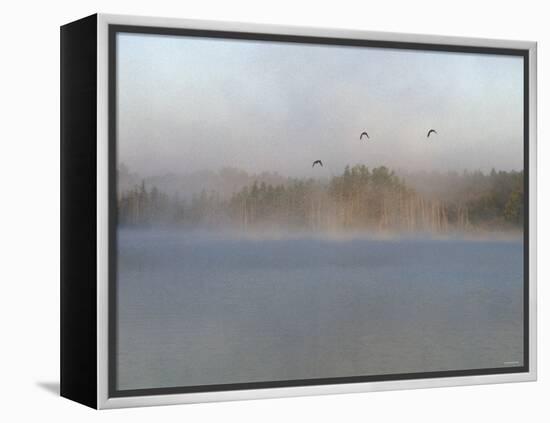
[117,165,524,234]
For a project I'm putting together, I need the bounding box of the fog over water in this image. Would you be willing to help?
[117,33,523,179]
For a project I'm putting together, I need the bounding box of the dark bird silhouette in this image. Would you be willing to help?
[427,129,438,138]
[360,131,370,140]
[312,160,323,168]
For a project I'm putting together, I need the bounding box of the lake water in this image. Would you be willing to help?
[116,229,524,391]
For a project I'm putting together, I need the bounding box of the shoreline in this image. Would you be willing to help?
[118,226,523,243]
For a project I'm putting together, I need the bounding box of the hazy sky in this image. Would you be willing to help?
[117,32,524,178]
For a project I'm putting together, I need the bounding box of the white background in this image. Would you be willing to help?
[0,0,547,421]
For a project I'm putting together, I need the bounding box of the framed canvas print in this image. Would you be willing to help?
[60,14,537,409]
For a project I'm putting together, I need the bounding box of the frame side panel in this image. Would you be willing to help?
[60,13,98,409]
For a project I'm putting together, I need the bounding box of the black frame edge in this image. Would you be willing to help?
[60,13,98,409]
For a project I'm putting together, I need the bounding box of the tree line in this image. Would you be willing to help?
[118,165,524,233]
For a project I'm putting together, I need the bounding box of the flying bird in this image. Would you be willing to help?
[312,160,323,168]
[427,129,438,138]
[360,131,370,140]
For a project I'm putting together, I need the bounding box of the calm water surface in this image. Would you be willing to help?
[116,229,524,390]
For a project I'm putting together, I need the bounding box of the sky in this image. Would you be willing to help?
[116,32,524,178]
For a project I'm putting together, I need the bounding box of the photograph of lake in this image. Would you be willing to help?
[113,30,525,391]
